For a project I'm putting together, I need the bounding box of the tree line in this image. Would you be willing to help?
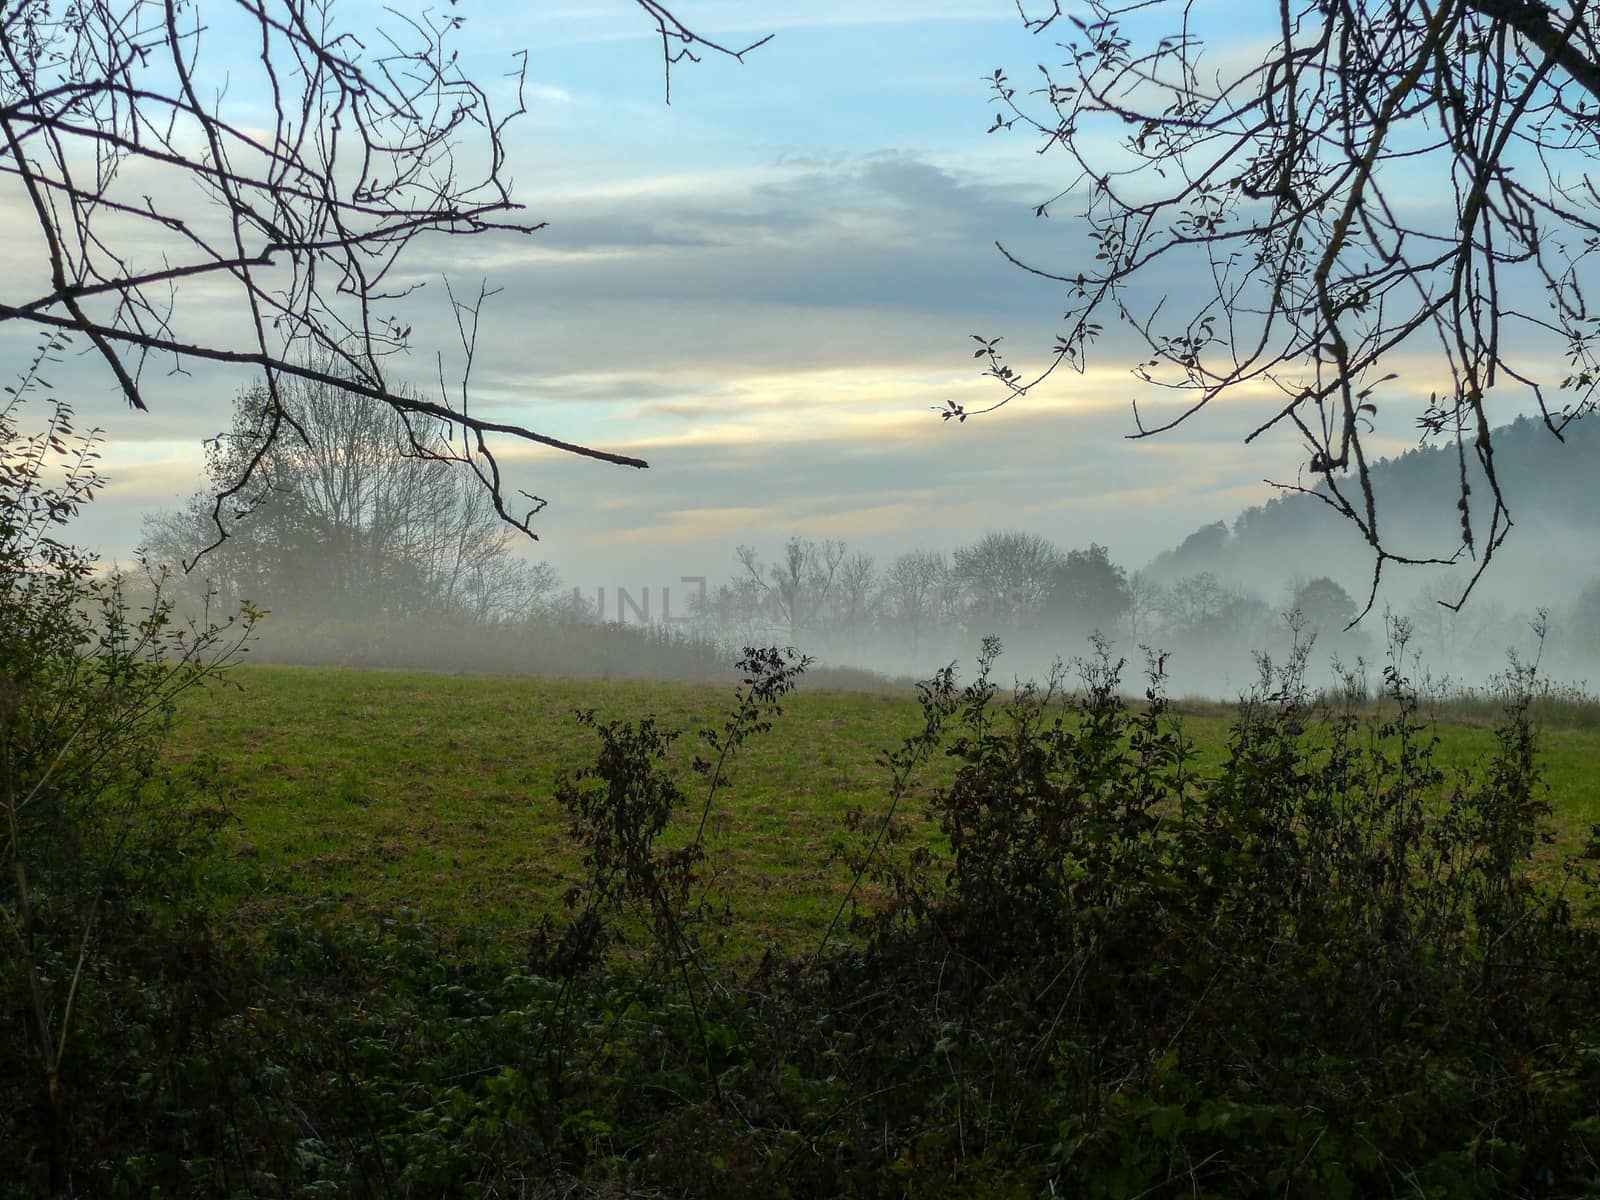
[141,385,1361,671]
[688,531,1378,684]
[142,377,1600,688]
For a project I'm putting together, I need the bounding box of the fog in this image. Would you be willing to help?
[112,375,1598,702]
[132,479,1599,705]
[507,415,1600,699]
[542,520,1597,702]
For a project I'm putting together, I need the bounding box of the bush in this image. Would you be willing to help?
[449,629,1600,1196]
[1,354,254,1194]
[803,630,1600,1196]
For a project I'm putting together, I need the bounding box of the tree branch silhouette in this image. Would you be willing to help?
[968,0,1600,611]
[0,1,765,546]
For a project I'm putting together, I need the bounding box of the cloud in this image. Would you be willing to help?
[390,152,1098,417]
[527,83,574,105]
[26,124,1334,584]
[496,383,1306,590]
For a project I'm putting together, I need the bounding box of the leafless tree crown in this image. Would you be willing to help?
[0,1,764,544]
[960,0,1600,610]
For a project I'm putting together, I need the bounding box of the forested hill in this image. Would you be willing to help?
[1146,415,1600,602]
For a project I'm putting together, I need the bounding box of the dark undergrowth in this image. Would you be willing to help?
[9,628,1600,1198]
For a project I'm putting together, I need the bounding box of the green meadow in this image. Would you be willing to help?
[175,664,1600,950]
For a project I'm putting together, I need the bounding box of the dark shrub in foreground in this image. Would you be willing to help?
[796,635,1600,1196]
[6,631,1600,1197]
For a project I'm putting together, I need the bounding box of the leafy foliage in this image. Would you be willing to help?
[0,345,254,1194]
[1044,543,1134,637]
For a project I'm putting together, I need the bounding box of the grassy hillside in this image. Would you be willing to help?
[175,664,1600,951]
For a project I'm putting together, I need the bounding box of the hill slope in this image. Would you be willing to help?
[1147,415,1600,608]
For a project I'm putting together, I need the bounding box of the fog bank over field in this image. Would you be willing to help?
[499,415,1598,699]
[134,438,1598,702]
[123,388,1599,700]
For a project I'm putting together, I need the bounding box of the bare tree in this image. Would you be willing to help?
[1125,570,1166,648]
[736,536,847,641]
[0,1,767,542]
[1160,570,1271,645]
[835,550,878,631]
[959,1,1600,609]
[142,372,561,622]
[1160,571,1230,640]
[886,548,951,654]
[952,529,1064,627]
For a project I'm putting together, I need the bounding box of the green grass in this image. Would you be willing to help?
[173,667,931,948]
[171,665,1600,950]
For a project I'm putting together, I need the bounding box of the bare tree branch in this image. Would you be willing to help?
[631,0,774,103]
[0,1,766,545]
[966,0,1600,608]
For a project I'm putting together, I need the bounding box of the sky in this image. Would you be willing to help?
[11,0,1552,604]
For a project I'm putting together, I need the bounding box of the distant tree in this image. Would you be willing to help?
[1289,577,1359,637]
[1161,572,1231,640]
[1570,574,1600,654]
[886,549,952,654]
[1402,585,1522,663]
[835,551,878,631]
[1149,521,1231,580]
[959,0,1600,605]
[1,1,767,534]
[1126,570,1166,648]
[691,577,766,642]
[1044,543,1132,637]
[1212,591,1273,645]
[142,374,560,621]
[952,530,1064,627]
[736,537,847,641]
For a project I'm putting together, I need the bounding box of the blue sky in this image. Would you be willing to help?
[37,1,1449,595]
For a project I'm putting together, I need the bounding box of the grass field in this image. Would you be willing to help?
[172,664,1600,951]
